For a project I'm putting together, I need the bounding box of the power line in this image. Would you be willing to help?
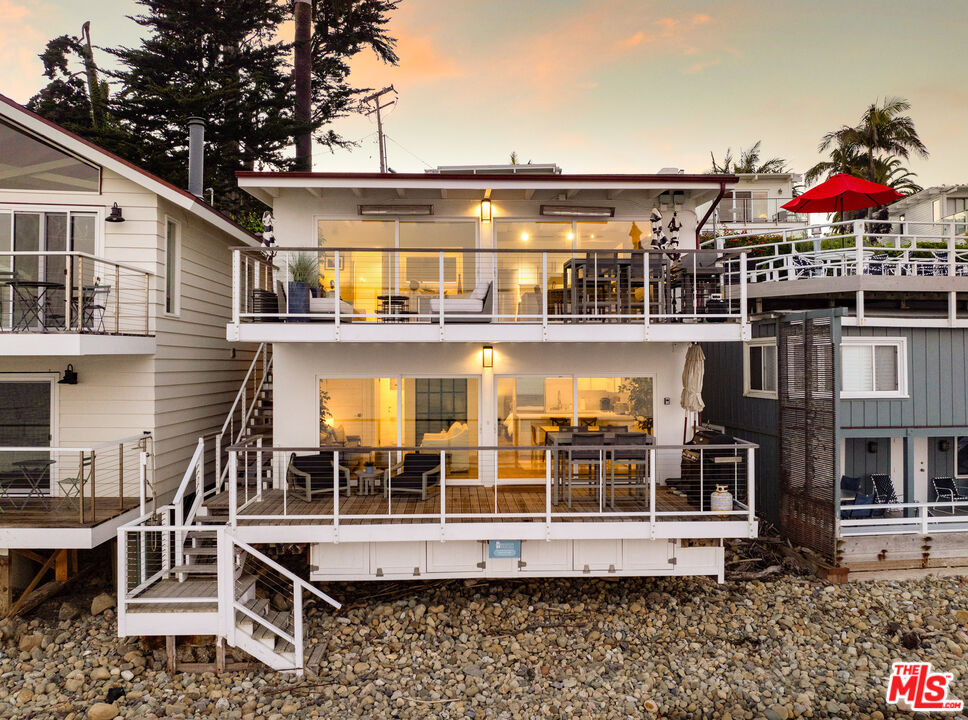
[384,134,434,170]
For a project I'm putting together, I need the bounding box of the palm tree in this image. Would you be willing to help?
[710,141,788,174]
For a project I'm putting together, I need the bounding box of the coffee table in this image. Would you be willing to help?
[356,467,385,495]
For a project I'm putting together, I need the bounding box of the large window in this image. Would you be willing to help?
[497,375,654,478]
[0,378,53,493]
[841,338,906,398]
[320,376,479,476]
[744,339,777,398]
[0,119,100,192]
[164,218,180,315]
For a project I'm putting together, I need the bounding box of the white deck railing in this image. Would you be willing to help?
[232,246,748,326]
[222,441,757,534]
[839,499,968,537]
[1,251,152,335]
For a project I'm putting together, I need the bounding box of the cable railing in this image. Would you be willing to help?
[0,432,153,524]
[0,251,152,335]
[221,440,757,531]
[232,246,749,326]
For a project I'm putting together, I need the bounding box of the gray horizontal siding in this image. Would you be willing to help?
[839,327,968,429]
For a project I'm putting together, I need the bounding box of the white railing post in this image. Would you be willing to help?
[643,251,650,327]
[333,450,340,537]
[541,252,548,328]
[232,250,240,325]
[948,222,956,276]
[116,528,127,632]
[139,450,148,516]
[293,587,303,673]
[256,436,263,501]
[746,447,756,531]
[543,448,553,527]
[920,503,929,535]
[440,450,446,532]
[215,434,222,494]
[740,252,748,325]
[64,254,73,332]
[438,251,445,326]
[228,451,238,527]
[194,436,204,503]
[218,528,236,646]
[853,221,864,275]
[334,250,341,327]
[649,449,656,528]
[699,448,704,512]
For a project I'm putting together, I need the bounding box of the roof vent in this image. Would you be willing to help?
[657,167,684,175]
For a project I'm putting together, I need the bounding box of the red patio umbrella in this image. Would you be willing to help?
[781,173,903,216]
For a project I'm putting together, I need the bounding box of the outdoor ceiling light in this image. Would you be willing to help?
[540,204,615,218]
[482,345,494,368]
[480,198,492,222]
[358,204,433,216]
[58,364,78,385]
[105,203,125,223]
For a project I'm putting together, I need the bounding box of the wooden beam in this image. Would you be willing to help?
[12,549,46,566]
[0,553,10,617]
[350,187,363,198]
[306,188,322,198]
[6,549,61,617]
[395,188,406,198]
[266,187,280,199]
[606,189,624,200]
[440,189,448,199]
[523,189,535,201]
[565,189,579,199]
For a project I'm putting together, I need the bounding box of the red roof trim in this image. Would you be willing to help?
[235,171,738,184]
[0,93,258,240]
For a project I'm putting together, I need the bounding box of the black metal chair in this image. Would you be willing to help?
[870,473,899,505]
[840,474,862,499]
[386,452,441,501]
[841,491,875,520]
[566,431,605,507]
[609,432,652,506]
[82,283,110,332]
[931,477,968,514]
[287,452,351,502]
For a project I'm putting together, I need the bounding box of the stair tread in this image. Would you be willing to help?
[182,547,217,556]
[172,564,217,574]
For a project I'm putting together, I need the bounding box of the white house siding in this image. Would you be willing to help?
[151,198,253,496]
[271,341,690,484]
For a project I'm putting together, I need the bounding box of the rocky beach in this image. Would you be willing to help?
[1,572,966,719]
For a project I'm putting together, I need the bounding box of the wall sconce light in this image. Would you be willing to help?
[58,364,78,385]
[105,203,125,223]
[899,214,906,223]
[480,198,492,222]
[939,439,951,452]
[867,440,878,454]
[482,345,493,368]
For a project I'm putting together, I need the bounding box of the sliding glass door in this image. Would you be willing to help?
[0,379,53,494]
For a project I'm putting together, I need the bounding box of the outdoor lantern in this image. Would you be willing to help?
[939,439,951,452]
[105,202,125,223]
[59,364,78,385]
[480,198,492,222]
[482,345,493,368]
[867,440,878,454]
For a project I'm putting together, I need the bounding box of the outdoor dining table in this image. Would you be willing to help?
[562,255,633,319]
[3,279,65,331]
[11,459,54,509]
[544,429,652,505]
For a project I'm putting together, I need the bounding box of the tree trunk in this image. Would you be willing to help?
[294,0,313,171]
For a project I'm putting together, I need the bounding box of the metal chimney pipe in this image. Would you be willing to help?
[187,117,205,199]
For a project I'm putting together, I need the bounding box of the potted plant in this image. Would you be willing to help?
[288,253,319,320]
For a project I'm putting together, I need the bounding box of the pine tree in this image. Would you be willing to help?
[104,0,304,219]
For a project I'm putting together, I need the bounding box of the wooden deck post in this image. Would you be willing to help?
[0,552,11,617]
[55,548,68,582]
[166,636,176,674]
[78,451,86,525]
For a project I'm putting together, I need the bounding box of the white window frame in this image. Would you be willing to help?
[163,216,181,316]
[840,337,908,399]
[743,338,778,399]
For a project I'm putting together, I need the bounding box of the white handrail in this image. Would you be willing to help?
[0,249,156,277]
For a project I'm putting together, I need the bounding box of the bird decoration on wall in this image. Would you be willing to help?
[259,212,277,260]
[666,210,682,261]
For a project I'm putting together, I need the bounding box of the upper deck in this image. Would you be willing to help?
[231,170,753,343]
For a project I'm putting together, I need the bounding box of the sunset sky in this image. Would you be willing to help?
[2,0,966,185]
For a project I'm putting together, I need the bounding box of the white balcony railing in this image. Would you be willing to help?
[219,440,757,533]
[713,198,809,225]
[232,247,749,326]
[840,499,968,537]
[1,251,152,335]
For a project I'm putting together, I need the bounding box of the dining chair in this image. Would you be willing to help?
[608,433,652,506]
[566,431,605,507]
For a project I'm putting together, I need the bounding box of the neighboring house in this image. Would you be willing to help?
[118,166,774,672]
[0,95,258,614]
[703,217,968,580]
[699,173,808,236]
[889,185,968,236]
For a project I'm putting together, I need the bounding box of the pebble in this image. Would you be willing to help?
[91,593,115,616]
[0,566,965,719]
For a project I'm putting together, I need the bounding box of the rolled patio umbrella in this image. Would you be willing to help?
[681,343,705,440]
[781,173,904,219]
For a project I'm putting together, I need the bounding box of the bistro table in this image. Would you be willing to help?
[12,459,54,509]
[3,280,65,331]
[356,467,385,496]
[377,294,410,322]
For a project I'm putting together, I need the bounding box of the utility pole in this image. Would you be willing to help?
[293,0,313,171]
[361,85,396,173]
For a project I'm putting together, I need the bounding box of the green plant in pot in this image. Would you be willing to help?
[288,253,319,321]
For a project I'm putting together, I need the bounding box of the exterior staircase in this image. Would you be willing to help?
[117,344,339,674]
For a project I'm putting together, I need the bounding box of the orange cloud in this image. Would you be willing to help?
[621,31,646,48]
[0,0,45,102]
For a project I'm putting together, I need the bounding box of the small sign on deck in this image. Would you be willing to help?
[489,540,521,559]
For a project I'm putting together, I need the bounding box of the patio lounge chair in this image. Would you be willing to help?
[840,474,862,500]
[386,452,441,501]
[287,451,351,502]
[865,253,894,276]
[428,282,492,322]
[932,477,968,514]
[870,473,899,505]
[841,491,875,520]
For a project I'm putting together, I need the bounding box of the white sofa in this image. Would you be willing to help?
[420,421,470,471]
[309,296,359,319]
[428,283,492,322]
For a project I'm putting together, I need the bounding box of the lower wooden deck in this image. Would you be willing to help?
[207,485,735,526]
[0,497,140,529]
